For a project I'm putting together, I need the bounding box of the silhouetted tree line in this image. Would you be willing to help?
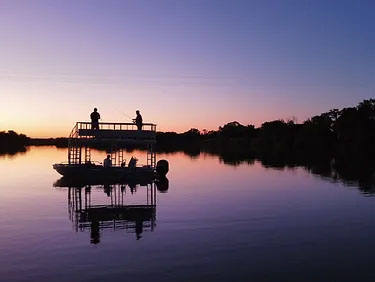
[29,138,68,147]
[157,99,375,159]
[21,99,375,166]
[4,99,375,160]
[0,130,29,155]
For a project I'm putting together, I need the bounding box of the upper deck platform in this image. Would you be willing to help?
[69,122,156,144]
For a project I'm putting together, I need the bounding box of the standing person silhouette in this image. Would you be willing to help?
[90,108,101,130]
[133,110,143,130]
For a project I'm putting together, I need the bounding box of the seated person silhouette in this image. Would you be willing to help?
[103,155,112,168]
[128,157,138,168]
[132,110,143,130]
[90,108,101,130]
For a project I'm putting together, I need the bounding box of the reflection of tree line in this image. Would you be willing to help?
[153,144,375,194]
[208,150,375,194]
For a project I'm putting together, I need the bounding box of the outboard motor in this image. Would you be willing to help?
[156,159,169,177]
[156,177,169,193]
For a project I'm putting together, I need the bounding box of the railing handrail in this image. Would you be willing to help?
[68,121,157,139]
[69,122,79,138]
[76,122,156,131]
[76,121,156,126]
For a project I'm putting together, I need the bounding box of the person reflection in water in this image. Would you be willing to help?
[133,110,143,130]
[90,108,101,130]
[90,220,100,244]
[104,184,111,197]
[135,218,144,240]
[103,155,112,168]
[129,182,136,194]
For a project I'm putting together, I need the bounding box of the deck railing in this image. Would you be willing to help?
[69,122,157,139]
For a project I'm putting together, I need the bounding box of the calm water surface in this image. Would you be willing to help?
[0,146,375,282]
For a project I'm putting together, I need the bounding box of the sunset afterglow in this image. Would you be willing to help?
[1,0,374,137]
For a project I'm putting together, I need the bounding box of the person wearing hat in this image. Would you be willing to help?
[133,110,143,130]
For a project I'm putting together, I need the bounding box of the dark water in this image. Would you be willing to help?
[0,146,375,282]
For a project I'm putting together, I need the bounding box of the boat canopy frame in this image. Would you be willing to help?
[67,122,157,168]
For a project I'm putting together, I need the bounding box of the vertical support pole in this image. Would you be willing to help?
[68,139,71,164]
[114,184,117,207]
[122,185,125,205]
[147,144,156,168]
[110,185,113,206]
[147,143,156,168]
[84,145,91,163]
[88,187,91,207]
[110,143,117,166]
[154,182,156,206]
[118,148,123,166]
[85,186,87,209]
[74,188,78,213]
[68,187,72,220]
[78,188,82,212]
[78,145,82,164]
[147,184,149,205]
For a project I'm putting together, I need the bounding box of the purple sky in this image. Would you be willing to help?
[0,0,374,137]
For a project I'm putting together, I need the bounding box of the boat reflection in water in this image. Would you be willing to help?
[54,177,169,244]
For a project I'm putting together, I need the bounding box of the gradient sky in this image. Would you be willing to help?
[0,0,374,137]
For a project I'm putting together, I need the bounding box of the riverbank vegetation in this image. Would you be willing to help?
[0,131,29,155]
[158,99,375,159]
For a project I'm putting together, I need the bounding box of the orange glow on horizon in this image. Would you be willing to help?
[3,116,271,138]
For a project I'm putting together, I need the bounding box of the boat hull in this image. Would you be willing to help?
[53,163,155,181]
